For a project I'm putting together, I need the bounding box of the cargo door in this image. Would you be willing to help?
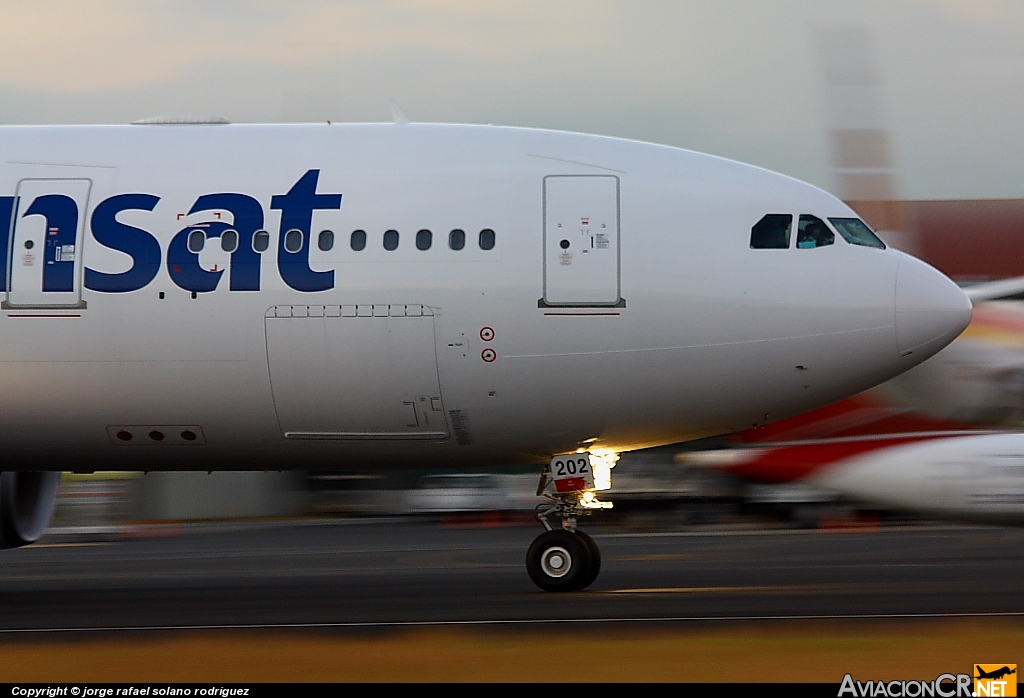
[543,175,621,307]
[265,304,448,440]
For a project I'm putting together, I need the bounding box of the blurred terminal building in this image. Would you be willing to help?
[53,447,839,533]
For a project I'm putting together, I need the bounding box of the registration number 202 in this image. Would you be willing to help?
[550,454,595,492]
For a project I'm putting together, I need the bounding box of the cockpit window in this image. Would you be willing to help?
[750,214,792,249]
[828,217,886,249]
[796,215,835,249]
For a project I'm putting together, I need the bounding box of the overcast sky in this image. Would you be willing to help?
[1,0,1022,199]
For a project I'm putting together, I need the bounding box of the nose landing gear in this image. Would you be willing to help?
[527,452,615,592]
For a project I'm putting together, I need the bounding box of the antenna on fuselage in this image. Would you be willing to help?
[388,99,410,126]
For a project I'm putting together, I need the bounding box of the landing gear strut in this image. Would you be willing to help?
[527,452,615,592]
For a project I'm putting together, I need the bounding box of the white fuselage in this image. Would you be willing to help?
[808,434,1024,525]
[0,122,970,471]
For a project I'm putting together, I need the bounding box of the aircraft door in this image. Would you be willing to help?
[6,179,91,309]
[543,175,621,307]
[265,304,449,440]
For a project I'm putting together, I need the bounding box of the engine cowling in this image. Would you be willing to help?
[0,471,61,549]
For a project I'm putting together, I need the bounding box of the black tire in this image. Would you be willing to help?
[0,471,61,549]
[526,530,592,592]
[575,530,601,590]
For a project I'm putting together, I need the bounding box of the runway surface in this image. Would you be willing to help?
[2,520,1023,632]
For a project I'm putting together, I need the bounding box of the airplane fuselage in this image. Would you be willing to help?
[0,122,970,471]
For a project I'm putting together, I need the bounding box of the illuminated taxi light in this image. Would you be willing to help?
[589,450,619,491]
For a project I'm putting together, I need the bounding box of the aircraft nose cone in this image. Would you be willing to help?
[895,255,972,358]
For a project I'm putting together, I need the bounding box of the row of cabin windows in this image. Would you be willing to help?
[346,228,496,252]
[187,228,497,254]
[750,214,886,250]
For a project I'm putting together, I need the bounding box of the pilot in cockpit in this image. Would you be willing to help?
[797,217,834,249]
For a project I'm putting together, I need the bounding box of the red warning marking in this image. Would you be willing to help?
[481,348,497,363]
[480,326,495,341]
[172,264,182,273]
[177,213,185,220]
[213,212,222,219]
[554,477,587,493]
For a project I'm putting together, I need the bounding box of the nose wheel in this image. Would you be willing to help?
[526,530,601,592]
[527,453,615,592]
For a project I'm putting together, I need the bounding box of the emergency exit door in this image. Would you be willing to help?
[6,179,91,309]
[542,175,621,307]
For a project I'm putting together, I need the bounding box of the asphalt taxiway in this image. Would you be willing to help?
[1,520,1022,632]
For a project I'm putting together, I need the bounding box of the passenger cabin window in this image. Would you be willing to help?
[479,228,495,250]
[252,230,270,252]
[416,229,432,251]
[318,230,334,251]
[829,218,886,249]
[449,229,465,251]
[220,229,238,253]
[187,230,205,253]
[284,229,303,253]
[383,229,399,251]
[750,214,792,249]
[350,230,367,251]
[796,215,834,249]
